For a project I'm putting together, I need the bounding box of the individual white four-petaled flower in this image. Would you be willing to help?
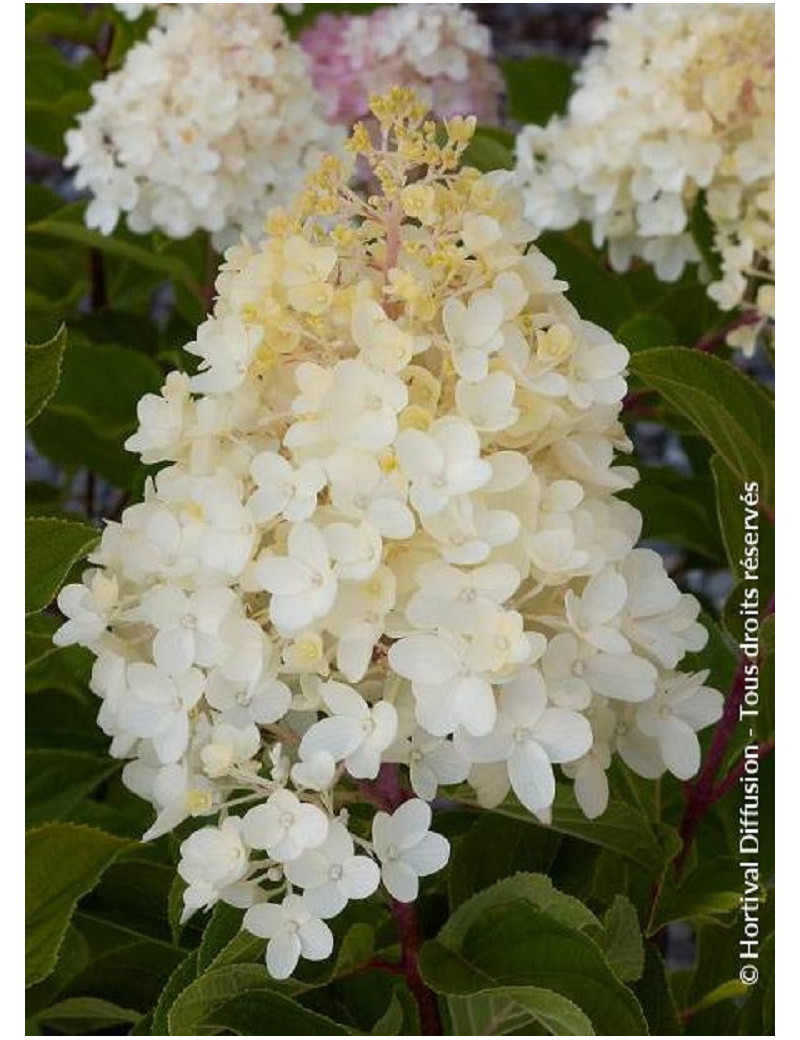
[372,798,450,902]
[457,668,593,814]
[243,789,328,862]
[284,820,380,919]
[299,681,398,780]
[178,816,252,921]
[243,894,334,980]
[255,523,337,634]
[248,452,326,524]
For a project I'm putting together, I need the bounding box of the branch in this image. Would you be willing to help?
[694,309,762,353]
[675,599,775,878]
[713,738,774,801]
[675,656,746,878]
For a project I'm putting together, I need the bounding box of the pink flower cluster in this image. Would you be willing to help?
[299,4,501,126]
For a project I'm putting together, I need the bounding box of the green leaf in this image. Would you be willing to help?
[167,875,187,948]
[26,324,67,425]
[25,44,95,155]
[689,192,723,281]
[167,964,302,1035]
[421,898,647,1035]
[651,858,747,931]
[681,612,737,694]
[621,465,725,562]
[150,952,199,1037]
[203,926,267,971]
[27,202,200,291]
[45,339,163,437]
[538,230,638,330]
[25,925,91,1020]
[649,280,725,346]
[82,854,183,947]
[438,873,602,945]
[25,516,99,615]
[738,931,774,1034]
[463,127,514,172]
[26,750,120,827]
[198,902,246,973]
[463,785,672,873]
[65,915,185,1012]
[33,996,140,1033]
[330,922,375,978]
[209,990,351,1035]
[448,812,561,909]
[689,977,748,1016]
[711,453,774,596]
[31,410,144,489]
[600,896,644,983]
[26,183,67,225]
[25,614,59,670]
[503,55,575,126]
[30,339,162,487]
[25,480,66,519]
[630,349,775,509]
[615,314,677,353]
[633,945,682,1036]
[26,645,95,704]
[447,986,594,1036]
[25,824,128,987]
[370,991,406,1034]
[26,4,105,43]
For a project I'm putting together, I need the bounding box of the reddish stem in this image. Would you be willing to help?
[390,897,443,1036]
[675,598,775,878]
[359,764,443,1035]
[694,309,762,353]
[621,387,658,417]
[713,738,774,800]
[675,655,747,877]
[363,956,405,977]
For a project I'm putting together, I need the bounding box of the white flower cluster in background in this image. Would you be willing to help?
[67,3,341,247]
[299,3,502,125]
[55,91,722,979]
[114,2,153,17]
[113,3,156,18]
[515,4,775,354]
[114,3,306,21]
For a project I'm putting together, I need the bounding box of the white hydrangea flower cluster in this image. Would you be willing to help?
[66,3,341,247]
[54,91,722,979]
[515,4,775,354]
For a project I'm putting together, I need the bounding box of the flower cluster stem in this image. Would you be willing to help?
[362,764,443,1035]
[390,897,443,1036]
